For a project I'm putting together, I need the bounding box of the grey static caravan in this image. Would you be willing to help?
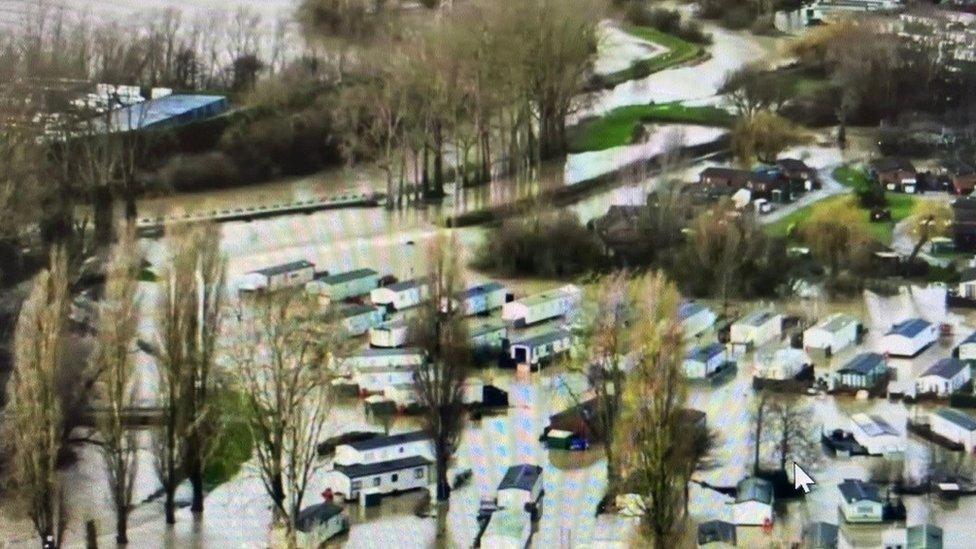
[337,305,386,337]
[496,464,544,520]
[307,268,380,302]
[237,260,315,292]
[371,278,430,311]
[447,281,508,316]
[369,319,410,348]
[469,319,508,355]
[508,329,573,368]
[501,285,581,327]
[337,348,425,375]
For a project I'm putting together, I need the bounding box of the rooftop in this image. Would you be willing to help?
[104,94,228,132]
[887,318,931,338]
[510,328,570,348]
[685,342,725,363]
[815,313,859,333]
[344,347,425,359]
[518,286,579,308]
[345,431,430,451]
[697,520,736,545]
[735,477,773,504]
[678,301,708,320]
[295,502,344,533]
[498,464,543,492]
[253,260,314,277]
[777,158,812,171]
[838,353,886,376]
[384,277,429,292]
[837,478,881,503]
[459,281,506,298]
[736,310,778,328]
[935,408,976,431]
[334,455,431,479]
[338,304,382,318]
[921,358,967,380]
[852,413,900,437]
[469,320,507,338]
[318,268,379,285]
[907,524,943,548]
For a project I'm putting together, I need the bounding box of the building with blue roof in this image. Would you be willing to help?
[838,479,882,523]
[956,330,976,362]
[835,352,887,391]
[508,328,573,368]
[451,281,507,316]
[931,408,976,452]
[103,94,228,133]
[496,464,544,520]
[679,301,716,340]
[683,342,728,379]
[880,318,937,357]
[917,358,971,397]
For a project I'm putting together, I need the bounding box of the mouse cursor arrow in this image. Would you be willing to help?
[793,462,815,494]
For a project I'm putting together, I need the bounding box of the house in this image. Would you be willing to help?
[496,464,544,520]
[803,313,860,355]
[907,524,944,549]
[508,329,573,368]
[956,269,976,300]
[732,477,773,526]
[325,455,433,503]
[700,167,751,189]
[944,159,976,195]
[684,343,727,379]
[502,285,581,327]
[930,408,976,452]
[754,347,811,380]
[370,278,430,311]
[730,310,782,348]
[337,348,425,375]
[696,520,736,548]
[777,158,818,190]
[916,358,970,397]
[746,170,791,202]
[955,329,976,361]
[952,196,976,252]
[295,502,348,546]
[337,305,385,337]
[871,158,918,193]
[469,320,507,357]
[803,521,839,549]
[369,319,409,348]
[880,319,937,358]
[838,479,883,523]
[308,268,380,302]
[850,413,905,455]
[448,282,507,316]
[237,260,315,292]
[680,302,717,340]
[834,352,888,390]
[480,509,531,549]
[333,431,433,466]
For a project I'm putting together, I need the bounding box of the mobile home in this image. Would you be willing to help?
[754,347,811,380]
[295,502,348,546]
[354,365,416,395]
[333,431,433,466]
[834,353,887,391]
[730,310,782,348]
[325,455,433,502]
[916,358,971,397]
[880,318,936,358]
[683,343,727,379]
[337,348,425,375]
[697,520,736,548]
[508,329,573,368]
[371,278,430,311]
[680,302,717,340]
[469,320,508,356]
[480,509,531,549]
[502,285,581,327]
[337,305,385,337]
[930,408,976,453]
[238,260,315,292]
[803,313,860,355]
[732,477,773,526]
[496,464,544,520]
[307,268,379,302]
[850,413,905,455]
[448,282,508,316]
[369,319,410,348]
[956,331,976,362]
[838,479,883,524]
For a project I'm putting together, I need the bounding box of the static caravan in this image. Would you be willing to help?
[956,331,976,362]
[371,278,430,311]
[732,477,773,526]
[337,347,425,375]
[382,383,418,408]
[508,329,573,367]
[502,285,581,327]
[326,455,433,502]
[308,268,380,302]
[838,479,883,524]
[683,343,727,379]
[803,313,860,355]
[369,319,410,348]
[480,509,531,549]
[754,347,811,380]
[295,502,348,546]
[496,464,544,520]
[354,366,415,395]
[850,413,905,455]
[916,358,971,397]
[448,282,508,316]
[337,305,385,337]
[697,520,736,548]
[333,431,433,467]
[469,320,508,357]
[906,525,944,549]
[238,260,315,292]
[930,408,976,453]
[730,310,782,348]
[834,353,887,391]
[680,302,717,340]
[802,522,839,549]
[880,318,937,358]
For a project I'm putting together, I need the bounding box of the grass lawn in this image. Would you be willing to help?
[203,389,254,488]
[599,25,706,88]
[832,165,872,191]
[764,191,917,246]
[568,102,733,153]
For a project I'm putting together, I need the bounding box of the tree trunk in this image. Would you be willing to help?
[753,412,763,474]
[190,467,205,513]
[92,185,115,249]
[422,143,430,198]
[165,486,176,524]
[435,449,451,501]
[115,507,129,545]
[433,122,444,197]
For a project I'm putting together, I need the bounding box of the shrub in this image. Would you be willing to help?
[202,389,254,488]
[159,152,240,192]
[473,211,604,277]
[624,5,712,45]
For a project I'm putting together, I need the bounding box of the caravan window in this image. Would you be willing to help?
[391,474,399,482]
[373,477,381,487]
[351,480,362,491]
[415,467,425,479]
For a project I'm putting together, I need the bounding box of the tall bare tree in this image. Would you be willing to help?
[91,228,141,544]
[410,232,471,502]
[2,249,71,548]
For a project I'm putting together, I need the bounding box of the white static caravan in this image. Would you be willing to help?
[333,431,433,467]
[957,331,976,362]
[754,347,811,381]
[838,479,883,524]
[502,285,581,327]
[679,302,717,340]
[307,268,380,303]
[732,477,773,526]
[916,358,971,397]
[337,348,425,375]
[371,278,430,312]
[448,282,508,316]
[683,343,727,379]
[930,408,976,452]
[354,366,416,395]
[730,310,783,348]
[469,320,508,354]
[803,313,860,355]
[850,413,905,456]
[237,260,315,292]
[325,455,433,502]
[508,329,573,367]
[295,503,348,547]
[480,509,531,549]
[369,319,409,348]
[337,305,385,337]
[496,464,544,519]
[880,318,937,358]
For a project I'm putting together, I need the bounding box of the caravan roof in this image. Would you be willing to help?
[346,431,429,451]
[319,268,378,285]
[852,414,899,437]
[498,464,542,492]
[254,260,314,277]
[922,358,966,380]
[888,318,931,338]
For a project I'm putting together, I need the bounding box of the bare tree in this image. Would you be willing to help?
[2,249,71,548]
[750,391,771,475]
[768,396,820,473]
[230,292,336,546]
[410,232,471,502]
[91,228,141,544]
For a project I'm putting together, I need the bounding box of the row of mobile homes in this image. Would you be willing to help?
[326,431,434,504]
[508,329,573,368]
[838,479,883,524]
[956,331,976,361]
[881,319,937,358]
[469,320,507,358]
[732,477,773,526]
[371,278,430,311]
[369,319,409,348]
[930,408,976,453]
[850,414,905,456]
[730,310,782,348]
[338,305,385,337]
[337,348,425,375]
[683,343,727,379]
[449,282,507,316]
[916,358,970,398]
[309,268,380,302]
[834,353,888,392]
[502,285,581,327]
[238,260,315,292]
[803,313,860,355]
[680,302,717,340]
